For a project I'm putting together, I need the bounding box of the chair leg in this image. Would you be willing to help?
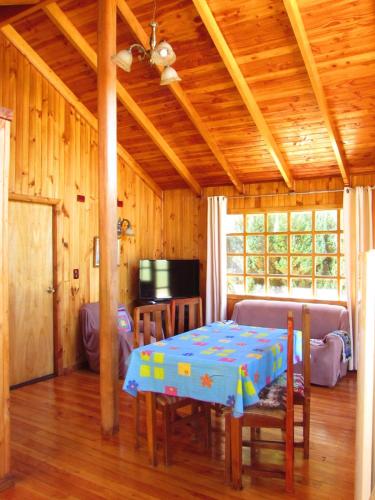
[285,426,294,494]
[250,428,257,467]
[303,398,310,459]
[203,403,211,449]
[230,416,243,490]
[224,413,231,485]
[162,406,171,466]
[134,395,140,449]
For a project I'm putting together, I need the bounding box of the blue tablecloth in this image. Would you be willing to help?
[123,322,302,416]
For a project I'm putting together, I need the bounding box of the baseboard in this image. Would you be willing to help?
[63,360,88,375]
[0,474,14,492]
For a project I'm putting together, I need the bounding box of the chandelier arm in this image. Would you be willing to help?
[129,43,148,59]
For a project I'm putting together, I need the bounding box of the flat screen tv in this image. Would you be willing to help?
[139,259,199,300]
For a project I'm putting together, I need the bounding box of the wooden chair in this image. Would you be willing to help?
[133,303,210,465]
[294,304,311,458]
[225,312,295,493]
[170,297,203,334]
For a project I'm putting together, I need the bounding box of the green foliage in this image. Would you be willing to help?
[316,256,337,276]
[269,256,287,275]
[246,277,265,294]
[315,210,337,231]
[291,212,312,232]
[267,213,287,232]
[227,256,243,274]
[227,236,243,253]
[246,214,265,233]
[246,235,265,253]
[268,235,288,254]
[315,234,337,254]
[246,256,264,274]
[291,234,312,254]
[291,256,312,276]
[227,276,244,294]
[269,278,288,295]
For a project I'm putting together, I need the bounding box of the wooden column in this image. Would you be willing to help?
[0,107,13,491]
[98,0,119,436]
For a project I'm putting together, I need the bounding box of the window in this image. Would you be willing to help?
[226,209,345,301]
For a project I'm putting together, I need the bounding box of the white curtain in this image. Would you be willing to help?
[343,186,374,370]
[206,196,227,323]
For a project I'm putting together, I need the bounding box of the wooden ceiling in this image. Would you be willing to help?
[0,0,374,193]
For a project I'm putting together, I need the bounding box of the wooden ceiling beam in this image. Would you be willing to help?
[116,0,244,194]
[0,1,39,5]
[283,0,350,186]
[192,0,294,190]
[0,0,52,28]
[44,2,201,196]
[0,24,163,199]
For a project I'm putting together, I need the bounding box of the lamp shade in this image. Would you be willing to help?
[150,41,176,66]
[113,49,133,72]
[160,66,181,85]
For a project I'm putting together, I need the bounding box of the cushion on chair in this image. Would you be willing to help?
[273,372,305,397]
[257,383,287,410]
[249,373,304,411]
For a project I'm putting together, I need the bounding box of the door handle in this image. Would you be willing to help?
[46,286,56,294]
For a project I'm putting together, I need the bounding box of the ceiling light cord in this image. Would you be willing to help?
[152,0,157,23]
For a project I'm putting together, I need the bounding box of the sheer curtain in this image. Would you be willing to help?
[343,186,374,370]
[206,196,227,323]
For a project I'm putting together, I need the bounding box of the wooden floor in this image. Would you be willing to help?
[0,370,355,500]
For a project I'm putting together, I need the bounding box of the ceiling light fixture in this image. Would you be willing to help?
[113,1,181,86]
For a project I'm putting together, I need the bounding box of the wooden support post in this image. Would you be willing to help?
[0,108,14,491]
[98,0,119,436]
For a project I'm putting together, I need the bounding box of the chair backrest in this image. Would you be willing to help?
[286,311,295,417]
[301,304,311,397]
[286,311,295,488]
[133,304,172,348]
[170,297,203,335]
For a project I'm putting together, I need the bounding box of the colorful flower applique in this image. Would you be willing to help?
[200,373,213,388]
[140,350,152,361]
[165,386,178,396]
[240,364,248,377]
[126,379,139,393]
[226,395,235,407]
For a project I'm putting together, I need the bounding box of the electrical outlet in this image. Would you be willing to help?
[73,269,79,279]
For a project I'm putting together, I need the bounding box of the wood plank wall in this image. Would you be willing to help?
[0,34,162,370]
[163,175,375,317]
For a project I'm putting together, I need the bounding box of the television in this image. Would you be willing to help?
[139,259,200,300]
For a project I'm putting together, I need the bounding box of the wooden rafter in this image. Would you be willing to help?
[192,0,294,190]
[0,0,52,28]
[0,1,39,5]
[283,0,350,186]
[0,24,163,199]
[44,2,201,196]
[117,0,244,194]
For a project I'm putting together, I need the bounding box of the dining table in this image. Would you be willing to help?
[123,320,302,474]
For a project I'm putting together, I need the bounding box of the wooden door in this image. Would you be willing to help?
[9,201,54,386]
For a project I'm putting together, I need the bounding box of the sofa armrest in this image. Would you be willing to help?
[310,336,343,387]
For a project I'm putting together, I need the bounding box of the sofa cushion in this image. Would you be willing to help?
[231,299,349,339]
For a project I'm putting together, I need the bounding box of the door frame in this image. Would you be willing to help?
[9,193,63,377]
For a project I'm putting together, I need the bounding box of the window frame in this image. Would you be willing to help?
[226,205,345,303]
